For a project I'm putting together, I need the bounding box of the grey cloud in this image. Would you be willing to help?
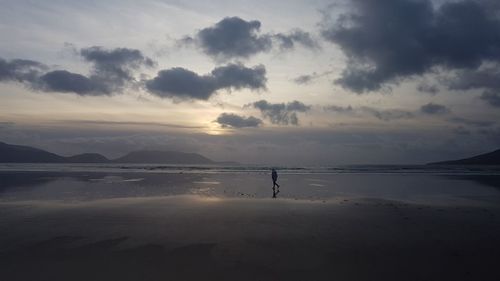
[188,17,317,60]
[360,107,415,121]
[60,119,204,129]
[324,105,354,113]
[39,70,99,95]
[78,46,155,94]
[325,104,451,121]
[145,67,216,100]
[325,105,415,121]
[420,103,449,115]
[1,47,155,96]
[293,71,332,85]
[145,63,266,100]
[41,46,155,95]
[0,58,47,83]
[480,91,500,107]
[274,29,319,50]
[195,17,272,60]
[293,74,315,85]
[215,113,262,128]
[321,0,500,93]
[448,117,495,127]
[80,46,155,80]
[250,100,311,125]
[211,63,267,90]
[286,100,311,112]
[417,82,440,95]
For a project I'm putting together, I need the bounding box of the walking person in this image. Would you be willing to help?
[271,168,280,197]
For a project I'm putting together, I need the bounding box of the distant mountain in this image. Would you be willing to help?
[429,149,500,165]
[113,150,214,164]
[66,153,110,163]
[0,141,218,164]
[0,142,66,163]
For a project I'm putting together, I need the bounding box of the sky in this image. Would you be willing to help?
[1,0,500,165]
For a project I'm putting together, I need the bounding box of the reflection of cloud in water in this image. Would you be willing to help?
[193,181,221,185]
[306,178,327,182]
[308,183,325,187]
[190,187,215,196]
[89,176,144,183]
[89,176,123,183]
[122,178,144,182]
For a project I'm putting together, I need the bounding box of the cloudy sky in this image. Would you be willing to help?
[1,0,500,165]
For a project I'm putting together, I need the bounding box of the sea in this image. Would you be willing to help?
[1,163,500,174]
[1,163,500,205]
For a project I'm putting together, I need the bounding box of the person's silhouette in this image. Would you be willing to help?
[271,168,280,198]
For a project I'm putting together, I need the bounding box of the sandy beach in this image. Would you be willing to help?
[1,170,500,280]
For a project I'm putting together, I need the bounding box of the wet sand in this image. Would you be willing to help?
[1,194,500,281]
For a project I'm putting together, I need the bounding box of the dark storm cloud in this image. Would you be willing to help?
[449,67,500,91]
[321,0,500,93]
[215,113,262,128]
[145,63,266,100]
[187,17,317,60]
[0,58,47,83]
[447,65,500,106]
[420,103,449,115]
[250,100,311,125]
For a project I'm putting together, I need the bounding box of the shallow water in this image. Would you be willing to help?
[1,169,500,205]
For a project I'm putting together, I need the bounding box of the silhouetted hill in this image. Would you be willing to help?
[0,141,221,164]
[113,150,214,164]
[66,153,110,163]
[429,149,500,165]
[0,142,66,163]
